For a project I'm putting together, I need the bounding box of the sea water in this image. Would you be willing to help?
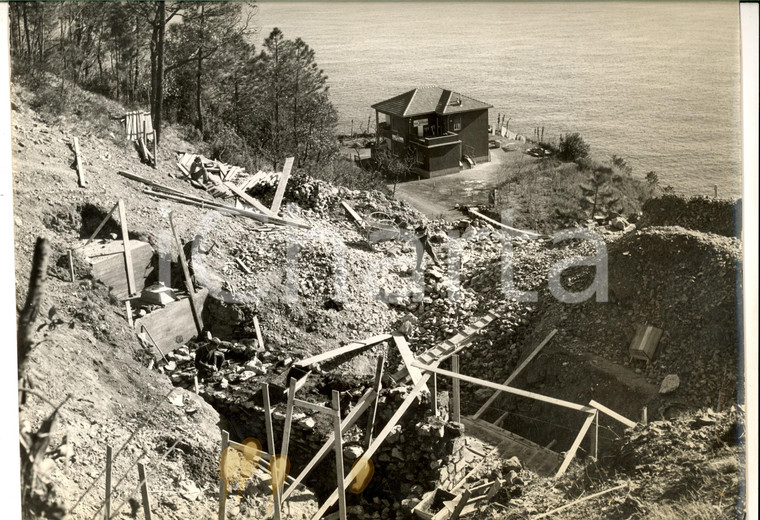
[254,2,743,198]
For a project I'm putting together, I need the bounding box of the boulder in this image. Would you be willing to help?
[659,374,680,394]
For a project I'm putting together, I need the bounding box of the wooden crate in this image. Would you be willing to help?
[629,324,663,363]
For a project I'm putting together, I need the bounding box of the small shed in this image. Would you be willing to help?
[628,324,663,363]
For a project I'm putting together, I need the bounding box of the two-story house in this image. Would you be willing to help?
[372,87,492,178]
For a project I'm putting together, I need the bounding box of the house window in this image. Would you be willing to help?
[451,116,461,131]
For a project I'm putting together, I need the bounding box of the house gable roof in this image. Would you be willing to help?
[372,87,492,118]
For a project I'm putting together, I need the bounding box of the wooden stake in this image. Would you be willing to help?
[105,445,113,520]
[124,301,134,328]
[281,378,297,460]
[431,373,438,417]
[68,249,75,282]
[194,374,200,394]
[253,316,264,350]
[117,200,137,296]
[452,355,461,423]
[141,325,167,364]
[332,390,347,520]
[73,136,87,187]
[85,201,120,247]
[169,212,203,336]
[641,406,648,426]
[152,130,157,169]
[363,355,384,450]
[555,412,596,478]
[590,410,599,459]
[218,430,229,520]
[137,463,153,520]
[262,385,282,520]
[270,157,294,215]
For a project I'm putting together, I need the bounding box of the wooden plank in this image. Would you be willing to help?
[295,334,392,368]
[393,335,423,385]
[449,489,471,520]
[105,445,113,520]
[85,201,120,247]
[235,257,253,275]
[281,388,377,502]
[117,200,137,296]
[332,391,347,520]
[134,289,208,355]
[310,373,433,519]
[73,137,87,187]
[340,201,365,229]
[555,412,596,479]
[253,316,265,350]
[473,329,557,419]
[590,411,599,459]
[293,398,336,416]
[224,182,276,217]
[137,463,153,520]
[452,355,461,423]
[431,373,438,416]
[145,188,311,229]
[468,208,546,239]
[414,363,594,413]
[534,482,628,519]
[218,430,229,520]
[270,157,294,215]
[588,400,637,428]
[262,385,282,520]
[363,355,384,450]
[281,378,297,462]
[169,212,203,336]
[117,170,184,195]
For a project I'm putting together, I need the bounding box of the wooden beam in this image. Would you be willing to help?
[590,411,599,459]
[452,355,461,423]
[262,385,282,520]
[117,170,184,195]
[295,334,392,368]
[431,373,438,417]
[253,316,265,350]
[293,398,336,416]
[363,355,384,451]
[473,329,557,419]
[270,157,294,215]
[224,182,276,216]
[449,489,472,520]
[137,463,153,520]
[310,373,433,519]
[332,391,347,520]
[281,378,297,461]
[555,412,596,479]
[588,400,637,429]
[169,212,203,336]
[218,430,229,520]
[73,137,87,187]
[281,388,377,502]
[393,334,423,385]
[413,362,594,413]
[145,188,311,229]
[85,201,120,247]
[535,482,629,519]
[340,201,365,229]
[468,208,546,239]
[117,200,137,296]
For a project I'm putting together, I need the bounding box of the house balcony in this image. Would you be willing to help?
[409,132,461,149]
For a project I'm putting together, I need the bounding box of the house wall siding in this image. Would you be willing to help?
[454,109,489,161]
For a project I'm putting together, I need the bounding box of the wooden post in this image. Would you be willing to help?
[450,489,472,520]
[281,378,297,460]
[73,137,86,187]
[262,385,282,520]
[555,412,596,478]
[714,184,718,198]
[152,130,158,169]
[253,316,265,350]
[431,373,438,417]
[85,201,120,247]
[105,445,113,520]
[332,390,347,520]
[124,301,134,328]
[194,374,200,394]
[68,249,75,282]
[590,410,599,459]
[270,157,294,215]
[169,212,203,336]
[142,119,147,147]
[218,430,229,520]
[641,406,648,426]
[452,355,461,423]
[117,200,136,296]
[364,355,384,450]
[137,463,153,520]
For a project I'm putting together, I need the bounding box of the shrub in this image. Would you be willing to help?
[558,133,590,162]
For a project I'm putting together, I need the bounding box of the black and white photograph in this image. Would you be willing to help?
[2,1,757,519]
